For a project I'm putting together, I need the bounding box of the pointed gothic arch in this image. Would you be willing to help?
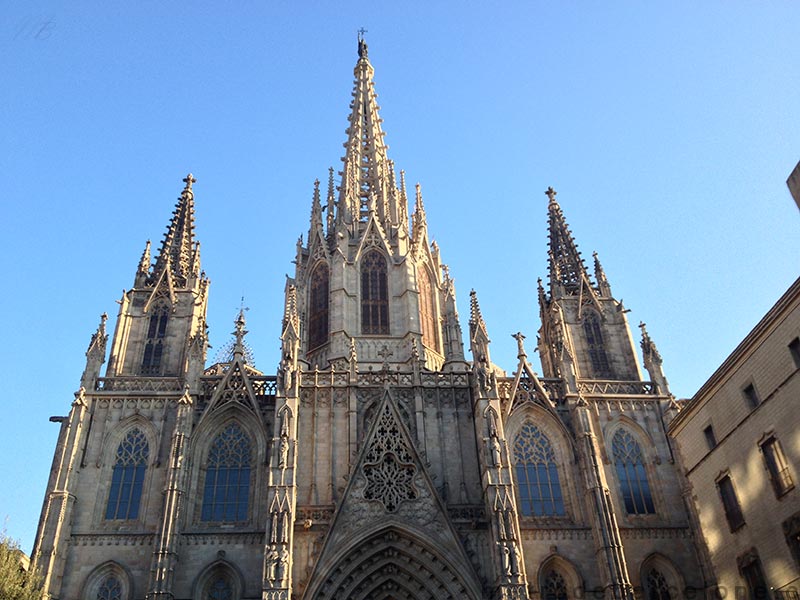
[511,421,565,517]
[193,559,245,600]
[96,417,157,526]
[188,408,267,527]
[80,561,133,600]
[141,301,170,375]
[306,526,482,600]
[581,309,611,378]
[417,265,439,352]
[537,554,584,600]
[308,260,330,351]
[361,249,389,334]
[609,425,656,515]
[638,553,684,600]
[505,405,577,520]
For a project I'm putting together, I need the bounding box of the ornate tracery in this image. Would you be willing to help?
[105,428,149,520]
[201,423,252,522]
[308,261,329,350]
[611,429,655,514]
[582,311,611,378]
[512,422,565,517]
[361,250,389,334]
[418,266,438,351]
[141,303,169,375]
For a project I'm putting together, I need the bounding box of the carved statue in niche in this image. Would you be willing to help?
[486,407,499,438]
[499,542,512,576]
[489,436,503,467]
[277,546,290,583]
[266,545,279,582]
[477,353,495,392]
[278,434,289,470]
[496,509,508,540]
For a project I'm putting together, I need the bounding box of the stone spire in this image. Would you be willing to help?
[412,183,428,245]
[546,187,591,297]
[325,167,336,236]
[232,308,248,360]
[337,37,400,236]
[135,240,151,286]
[593,251,612,297]
[639,322,670,394]
[152,174,198,287]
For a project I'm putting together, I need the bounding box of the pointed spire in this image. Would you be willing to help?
[639,322,662,365]
[310,178,323,232]
[412,183,428,243]
[546,187,591,296]
[137,240,151,276]
[232,308,248,359]
[153,174,197,287]
[339,38,398,233]
[283,283,300,336]
[469,289,484,329]
[81,313,108,387]
[593,251,611,296]
[326,167,336,234]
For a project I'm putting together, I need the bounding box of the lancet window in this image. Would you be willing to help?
[541,570,569,600]
[513,422,565,516]
[644,568,672,600]
[96,576,122,600]
[308,262,330,350]
[105,428,149,520]
[201,423,252,522]
[582,312,611,378]
[206,576,233,600]
[361,250,389,334]
[141,303,169,375]
[611,429,655,514]
[418,267,438,351]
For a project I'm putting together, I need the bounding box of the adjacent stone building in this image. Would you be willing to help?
[669,277,800,599]
[32,39,711,600]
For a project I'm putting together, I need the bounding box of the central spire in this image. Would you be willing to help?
[546,187,591,296]
[337,37,402,237]
[151,174,199,287]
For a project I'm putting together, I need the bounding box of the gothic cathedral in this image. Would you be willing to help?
[33,39,710,600]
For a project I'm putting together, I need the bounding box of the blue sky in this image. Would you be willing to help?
[1,2,798,552]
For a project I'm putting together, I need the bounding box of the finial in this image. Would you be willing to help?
[545,186,557,203]
[512,332,527,358]
[469,289,484,325]
[233,304,248,356]
[357,28,369,58]
[137,240,152,274]
[183,173,196,191]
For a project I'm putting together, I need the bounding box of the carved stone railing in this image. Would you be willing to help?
[198,375,277,397]
[576,380,655,396]
[299,370,470,388]
[496,377,566,401]
[95,377,182,393]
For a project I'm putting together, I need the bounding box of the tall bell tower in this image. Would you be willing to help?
[287,36,465,373]
[106,174,210,382]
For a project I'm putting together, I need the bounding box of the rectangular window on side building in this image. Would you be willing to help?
[743,383,760,410]
[704,425,717,450]
[761,436,794,497]
[789,337,800,369]
[718,474,746,531]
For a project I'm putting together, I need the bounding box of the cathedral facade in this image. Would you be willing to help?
[33,39,711,600]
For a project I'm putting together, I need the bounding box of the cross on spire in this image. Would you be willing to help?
[545,186,557,203]
[183,173,196,191]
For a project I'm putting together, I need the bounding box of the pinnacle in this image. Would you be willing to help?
[152,174,198,287]
[469,289,484,326]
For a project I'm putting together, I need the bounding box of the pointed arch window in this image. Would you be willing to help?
[542,570,569,600]
[513,422,565,516]
[361,250,389,334]
[201,423,252,522]
[105,428,149,520]
[308,262,330,350]
[645,568,673,600]
[418,267,438,351]
[96,576,122,600]
[583,312,611,378]
[612,429,655,514]
[141,303,169,375]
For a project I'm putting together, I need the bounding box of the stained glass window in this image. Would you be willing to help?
[308,262,330,350]
[645,568,672,600]
[612,429,655,514]
[361,250,389,334]
[513,422,565,516]
[141,304,169,375]
[418,267,438,351]
[105,428,149,520]
[583,312,611,377]
[201,423,252,522]
[97,575,122,600]
[542,569,569,600]
[207,575,233,600]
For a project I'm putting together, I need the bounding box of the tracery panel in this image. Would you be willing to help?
[361,250,389,334]
[512,422,565,517]
[611,429,655,514]
[201,423,252,522]
[105,428,149,520]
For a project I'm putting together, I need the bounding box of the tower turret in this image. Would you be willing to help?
[106,174,209,379]
[538,187,641,382]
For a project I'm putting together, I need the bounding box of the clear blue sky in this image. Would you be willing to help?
[1,2,797,552]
